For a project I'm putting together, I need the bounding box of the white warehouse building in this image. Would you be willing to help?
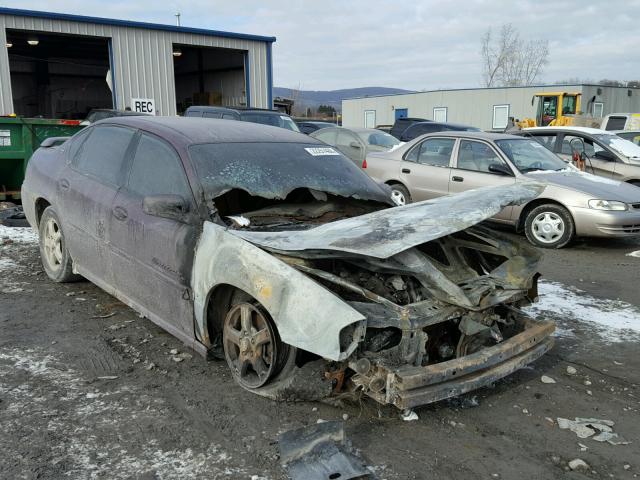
[342,84,640,131]
[0,7,275,118]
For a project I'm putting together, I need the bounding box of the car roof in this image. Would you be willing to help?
[523,126,611,135]
[610,129,640,134]
[408,121,476,129]
[421,131,517,141]
[95,116,318,145]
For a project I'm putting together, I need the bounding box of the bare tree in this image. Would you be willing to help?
[481,24,549,87]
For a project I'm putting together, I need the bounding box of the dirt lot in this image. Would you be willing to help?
[1,226,639,480]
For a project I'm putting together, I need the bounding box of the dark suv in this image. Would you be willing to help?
[184,106,300,132]
[389,117,429,139]
[399,121,480,142]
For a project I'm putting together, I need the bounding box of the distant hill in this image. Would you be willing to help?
[273,87,414,113]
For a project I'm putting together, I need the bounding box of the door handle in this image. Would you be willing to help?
[402,168,411,174]
[112,206,128,221]
[58,178,70,191]
[452,176,464,182]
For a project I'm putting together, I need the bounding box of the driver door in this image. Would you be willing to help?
[336,130,365,165]
[449,139,516,221]
[108,131,199,337]
[559,134,615,178]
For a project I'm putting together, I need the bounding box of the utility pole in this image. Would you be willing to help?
[175,12,181,26]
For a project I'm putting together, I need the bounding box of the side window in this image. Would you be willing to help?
[404,145,419,163]
[66,128,92,162]
[336,131,358,149]
[127,134,192,198]
[456,140,508,173]
[222,113,237,120]
[314,129,337,145]
[74,126,135,185]
[528,134,557,151]
[203,111,222,119]
[416,138,455,167]
[561,135,596,156]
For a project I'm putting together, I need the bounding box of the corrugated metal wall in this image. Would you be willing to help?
[343,85,640,131]
[0,13,271,115]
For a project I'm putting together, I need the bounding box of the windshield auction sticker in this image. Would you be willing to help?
[304,147,340,156]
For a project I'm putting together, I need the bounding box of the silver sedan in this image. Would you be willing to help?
[364,131,640,248]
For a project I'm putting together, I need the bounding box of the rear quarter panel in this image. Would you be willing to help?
[364,152,403,185]
[21,146,66,227]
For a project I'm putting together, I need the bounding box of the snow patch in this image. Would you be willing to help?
[0,224,39,243]
[526,281,640,342]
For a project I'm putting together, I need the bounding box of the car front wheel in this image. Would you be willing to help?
[38,206,80,282]
[524,204,575,249]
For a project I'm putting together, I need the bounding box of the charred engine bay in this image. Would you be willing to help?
[214,188,548,406]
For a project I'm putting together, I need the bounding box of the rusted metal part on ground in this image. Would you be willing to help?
[278,421,372,480]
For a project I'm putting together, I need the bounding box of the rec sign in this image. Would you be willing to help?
[131,98,155,115]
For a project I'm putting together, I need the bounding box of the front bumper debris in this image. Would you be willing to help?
[352,318,555,409]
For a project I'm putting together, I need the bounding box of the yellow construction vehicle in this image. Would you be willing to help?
[517,92,583,128]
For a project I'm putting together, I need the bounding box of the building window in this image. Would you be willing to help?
[364,110,376,128]
[492,104,510,130]
[592,102,604,118]
[433,107,447,122]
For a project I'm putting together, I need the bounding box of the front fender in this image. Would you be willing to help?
[192,222,365,361]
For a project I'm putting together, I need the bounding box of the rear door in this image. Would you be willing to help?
[58,124,136,283]
[108,131,199,337]
[400,137,456,201]
[449,139,516,221]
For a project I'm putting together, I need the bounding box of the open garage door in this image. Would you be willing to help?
[6,29,112,119]
[173,44,247,114]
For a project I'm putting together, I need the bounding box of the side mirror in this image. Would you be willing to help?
[488,163,513,176]
[143,194,189,221]
[349,141,362,149]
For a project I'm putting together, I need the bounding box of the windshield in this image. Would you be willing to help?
[358,131,400,148]
[189,142,391,202]
[495,139,568,172]
[594,134,640,159]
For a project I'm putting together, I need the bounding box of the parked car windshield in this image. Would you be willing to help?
[240,113,301,132]
[495,138,568,172]
[189,142,391,202]
[593,134,640,159]
[358,131,400,148]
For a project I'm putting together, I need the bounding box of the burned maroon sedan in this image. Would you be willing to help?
[22,116,553,409]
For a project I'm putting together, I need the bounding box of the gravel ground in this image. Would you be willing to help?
[1,226,639,480]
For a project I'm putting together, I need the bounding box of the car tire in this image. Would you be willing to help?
[222,292,297,393]
[38,206,81,282]
[389,183,412,206]
[524,204,575,249]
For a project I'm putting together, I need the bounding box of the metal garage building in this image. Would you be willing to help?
[0,7,274,118]
[342,84,640,131]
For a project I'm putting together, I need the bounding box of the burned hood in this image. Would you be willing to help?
[231,183,544,259]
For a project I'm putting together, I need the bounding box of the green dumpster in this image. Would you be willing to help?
[0,117,85,201]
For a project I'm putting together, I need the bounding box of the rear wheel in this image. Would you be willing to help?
[524,204,575,249]
[389,183,411,206]
[38,206,80,282]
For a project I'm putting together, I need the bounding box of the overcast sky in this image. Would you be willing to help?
[3,0,639,91]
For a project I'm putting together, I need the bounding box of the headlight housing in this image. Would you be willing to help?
[588,199,628,211]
